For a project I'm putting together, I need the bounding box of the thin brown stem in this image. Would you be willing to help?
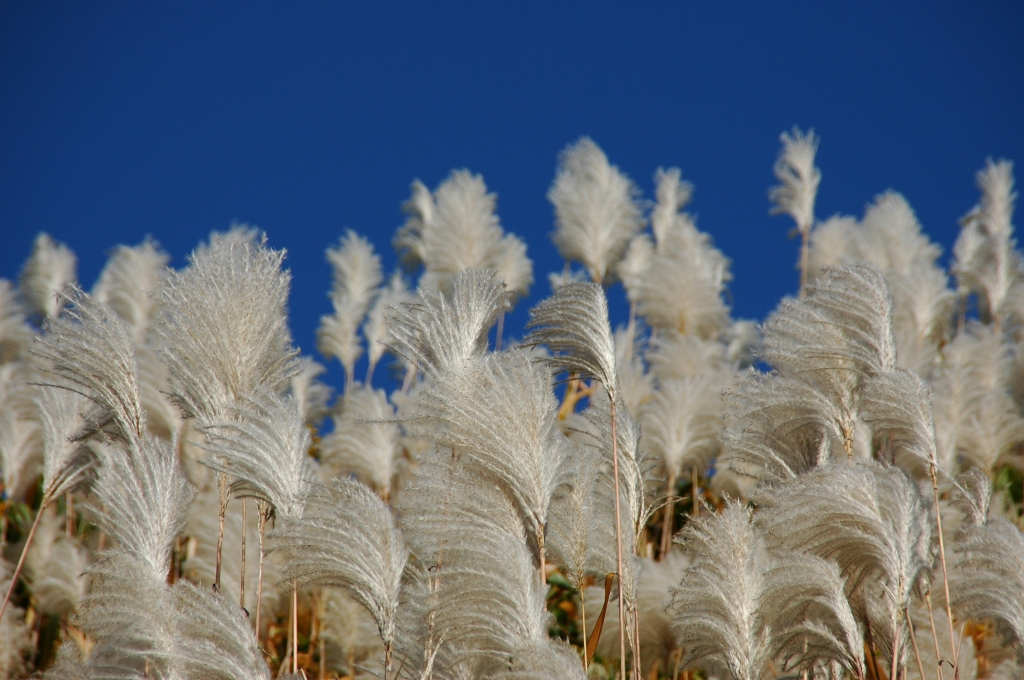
[537,529,547,584]
[580,586,589,670]
[890,597,902,680]
[292,582,299,673]
[215,472,228,592]
[609,396,628,680]
[908,604,927,680]
[925,591,945,680]
[928,465,958,669]
[255,504,269,635]
[0,501,46,619]
[240,498,247,609]
[865,616,881,680]
[659,470,677,559]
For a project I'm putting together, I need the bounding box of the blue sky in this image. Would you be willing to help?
[2,2,1022,388]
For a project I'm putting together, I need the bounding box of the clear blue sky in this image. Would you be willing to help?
[2,2,1022,388]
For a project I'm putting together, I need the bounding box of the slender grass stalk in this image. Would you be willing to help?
[890,591,902,680]
[659,470,677,558]
[0,502,45,618]
[610,396,628,680]
[692,467,699,518]
[240,497,247,609]
[908,604,927,680]
[865,616,881,680]
[580,585,588,669]
[292,581,298,673]
[927,464,958,669]
[924,591,946,680]
[215,471,228,592]
[255,502,270,634]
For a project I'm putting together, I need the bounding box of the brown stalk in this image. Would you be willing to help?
[0,503,46,619]
[609,396,628,680]
[925,590,946,680]
[240,497,247,609]
[255,501,271,635]
[908,604,927,680]
[927,463,959,669]
[215,472,228,592]
[659,470,677,559]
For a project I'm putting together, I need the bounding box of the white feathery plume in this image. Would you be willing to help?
[546,442,618,592]
[384,268,511,376]
[169,580,271,680]
[619,233,655,306]
[271,478,406,676]
[289,355,332,426]
[669,502,773,680]
[951,477,1024,654]
[408,349,565,572]
[0,559,32,679]
[92,239,169,341]
[770,128,821,294]
[549,137,644,284]
[35,384,92,503]
[319,587,385,677]
[641,372,723,486]
[19,232,77,320]
[78,435,191,676]
[155,230,298,421]
[614,325,654,421]
[362,272,412,381]
[860,368,941,474]
[486,640,587,680]
[932,324,1024,476]
[0,279,33,363]
[770,128,821,238]
[755,462,933,673]
[762,553,866,679]
[136,343,182,440]
[320,384,401,500]
[35,285,147,445]
[955,159,1020,327]
[23,507,87,615]
[395,171,532,297]
[199,391,314,520]
[633,167,731,338]
[807,215,861,275]
[318,230,383,386]
[647,330,730,382]
[525,281,617,395]
[0,363,41,503]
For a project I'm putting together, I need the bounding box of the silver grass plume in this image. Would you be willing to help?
[0,279,33,363]
[35,384,93,504]
[860,368,941,475]
[155,230,299,421]
[669,502,774,680]
[319,588,385,677]
[641,371,723,488]
[289,355,332,426]
[23,507,87,615]
[79,435,192,676]
[770,128,821,294]
[406,349,565,570]
[363,273,413,381]
[723,264,897,482]
[954,159,1020,327]
[19,232,77,320]
[763,554,865,679]
[199,391,314,519]
[951,478,1024,656]
[0,364,41,503]
[546,442,618,592]
[631,167,731,338]
[395,171,532,297]
[525,281,617,396]
[384,268,511,376]
[320,384,401,500]
[0,559,32,678]
[35,285,147,444]
[318,230,383,386]
[418,471,551,671]
[549,137,644,284]
[92,239,169,341]
[754,461,933,671]
[270,478,406,675]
